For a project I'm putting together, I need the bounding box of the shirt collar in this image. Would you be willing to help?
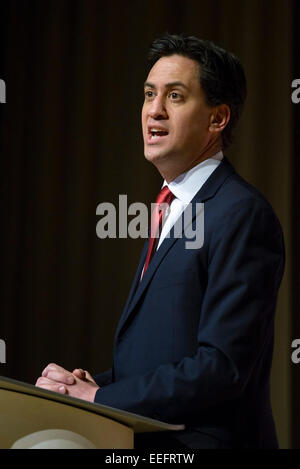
[163,151,224,204]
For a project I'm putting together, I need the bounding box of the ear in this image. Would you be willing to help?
[209,104,231,134]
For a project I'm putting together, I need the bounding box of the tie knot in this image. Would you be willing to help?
[155,186,175,207]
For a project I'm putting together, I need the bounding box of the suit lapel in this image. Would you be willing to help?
[114,239,148,338]
[115,156,235,339]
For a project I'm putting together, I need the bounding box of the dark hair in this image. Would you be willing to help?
[147,33,247,150]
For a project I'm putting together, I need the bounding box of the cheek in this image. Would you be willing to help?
[141,105,147,127]
[177,111,209,142]
[173,113,201,143]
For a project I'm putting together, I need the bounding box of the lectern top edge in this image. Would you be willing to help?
[0,375,185,434]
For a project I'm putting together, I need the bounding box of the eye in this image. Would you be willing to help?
[169,92,181,100]
[144,90,154,99]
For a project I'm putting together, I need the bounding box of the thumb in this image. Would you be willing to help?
[72,368,86,380]
[84,370,96,384]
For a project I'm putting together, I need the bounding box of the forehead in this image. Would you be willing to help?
[146,54,200,88]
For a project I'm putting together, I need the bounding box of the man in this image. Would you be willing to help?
[36,34,285,448]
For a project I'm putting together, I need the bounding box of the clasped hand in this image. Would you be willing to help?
[35,363,99,402]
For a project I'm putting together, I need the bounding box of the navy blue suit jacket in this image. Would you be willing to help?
[93,157,285,448]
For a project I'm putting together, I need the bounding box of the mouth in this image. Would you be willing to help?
[146,127,169,144]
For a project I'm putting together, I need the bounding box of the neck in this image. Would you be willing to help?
[160,141,222,183]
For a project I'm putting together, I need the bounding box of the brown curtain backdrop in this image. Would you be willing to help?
[0,0,295,448]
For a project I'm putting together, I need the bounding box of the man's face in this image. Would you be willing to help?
[142,54,216,179]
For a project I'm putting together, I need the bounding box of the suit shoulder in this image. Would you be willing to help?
[216,169,278,217]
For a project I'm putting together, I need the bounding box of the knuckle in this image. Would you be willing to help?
[48,362,57,369]
[36,379,45,387]
[42,362,56,376]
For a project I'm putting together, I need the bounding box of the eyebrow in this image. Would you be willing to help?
[144,81,189,90]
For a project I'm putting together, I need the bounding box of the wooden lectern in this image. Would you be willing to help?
[0,376,184,449]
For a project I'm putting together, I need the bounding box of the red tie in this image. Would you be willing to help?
[142,186,175,278]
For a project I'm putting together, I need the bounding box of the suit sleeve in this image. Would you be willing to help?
[93,199,285,423]
[93,368,113,387]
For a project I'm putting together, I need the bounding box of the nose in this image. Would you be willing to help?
[148,95,168,120]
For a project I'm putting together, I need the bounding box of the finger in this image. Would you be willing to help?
[45,370,75,385]
[35,377,68,394]
[42,363,74,384]
[72,368,86,380]
[73,369,96,384]
[42,363,66,377]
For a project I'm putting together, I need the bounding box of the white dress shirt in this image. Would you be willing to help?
[157,151,223,249]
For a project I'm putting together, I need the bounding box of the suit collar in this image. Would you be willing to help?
[194,155,235,202]
[165,152,224,204]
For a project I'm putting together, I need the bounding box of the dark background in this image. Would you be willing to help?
[0,0,298,448]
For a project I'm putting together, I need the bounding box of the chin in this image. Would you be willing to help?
[144,146,167,163]
[145,155,165,171]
